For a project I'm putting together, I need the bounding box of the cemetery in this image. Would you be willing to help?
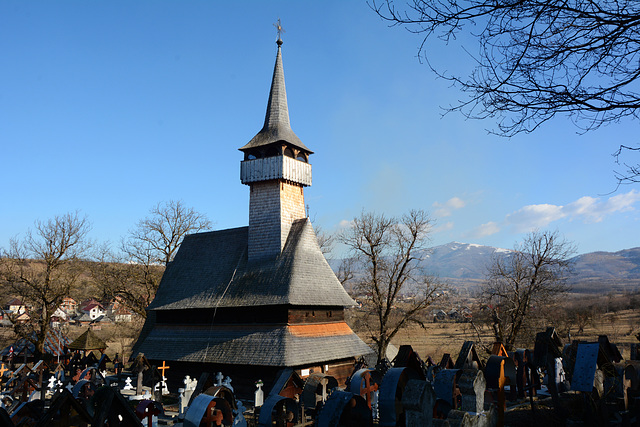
[0,329,639,425]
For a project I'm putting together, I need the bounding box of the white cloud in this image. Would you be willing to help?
[472,221,501,237]
[504,190,640,231]
[433,221,454,233]
[433,197,466,217]
[505,204,566,232]
[338,219,354,229]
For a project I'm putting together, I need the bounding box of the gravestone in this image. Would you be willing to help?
[233,399,247,427]
[124,377,134,390]
[433,369,462,409]
[349,368,381,412]
[89,386,144,426]
[393,345,426,380]
[178,388,187,416]
[184,375,198,402]
[254,380,264,408]
[136,400,163,427]
[514,349,536,398]
[257,394,298,427]
[454,341,484,371]
[401,379,435,427]
[444,406,496,427]
[439,354,455,370]
[458,369,486,413]
[301,373,337,413]
[37,389,93,426]
[609,363,634,410]
[179,375,198,417]
[484,355,516,426]
[222,376,233,392]
[491,343,508,357]
[533,326,566,423]
[572,343,600,392]
[131,354,151,396]
[317,391,372,427]
[378,367,422,426]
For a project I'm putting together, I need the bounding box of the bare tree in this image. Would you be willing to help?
[482,230,575,350]
[92,200,211,317]
[371,0,640,182]
[129,200,212,266]
[340,209,442,363]
[308,214,334,257]
[0,212,91,354]
[89,246,163,318]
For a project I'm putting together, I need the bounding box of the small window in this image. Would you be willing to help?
[247,153,257,160]
[297,153,307,163]
[284,147,295,158]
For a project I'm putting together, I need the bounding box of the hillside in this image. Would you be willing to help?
[333,242,640,294]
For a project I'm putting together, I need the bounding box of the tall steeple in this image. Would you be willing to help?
[239,36,313,262]
[239,38,312,155]
[131,28,374,398]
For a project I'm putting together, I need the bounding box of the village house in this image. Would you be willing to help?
[50,307,68,328]
[80,301,105,321]
[433,309,447,322]
[59,297,77,316]
[106,297,133,323]
[0,309,13,327]
[14,312,30,324]
[5,297,27,315]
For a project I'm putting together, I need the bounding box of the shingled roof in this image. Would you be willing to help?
[134,322,373,366]
[239,39,312,154]
[68,328,107,351]
[148,218,354,311]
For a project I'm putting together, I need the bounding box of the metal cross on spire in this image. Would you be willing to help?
[274,18,285,45]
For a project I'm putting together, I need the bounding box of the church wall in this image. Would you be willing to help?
[248,181,282,260]
[154,306,345,325]
[287,307,344,324]
[279,180,306,250]
[248,179,306,261]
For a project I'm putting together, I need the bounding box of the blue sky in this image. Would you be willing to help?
[2,1,638,256]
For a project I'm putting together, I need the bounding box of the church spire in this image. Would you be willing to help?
[239,35,312,154]
[240,29,313,262]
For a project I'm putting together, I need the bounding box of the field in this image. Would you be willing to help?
[351,307,640,363]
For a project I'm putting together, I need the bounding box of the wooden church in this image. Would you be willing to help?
[132,36,373,399]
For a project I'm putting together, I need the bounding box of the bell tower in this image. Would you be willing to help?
[239,37,313,262]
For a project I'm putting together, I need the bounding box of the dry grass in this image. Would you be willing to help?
[351,308,640,362]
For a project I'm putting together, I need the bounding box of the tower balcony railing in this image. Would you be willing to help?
[241,155,312,186]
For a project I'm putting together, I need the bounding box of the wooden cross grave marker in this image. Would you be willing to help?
[203,400,225,427]
[359,370,379,410]
[158,360,170,378]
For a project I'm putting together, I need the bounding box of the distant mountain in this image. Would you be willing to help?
[569,247,640,293]
[332,242,640,294]
[417,242,511,281]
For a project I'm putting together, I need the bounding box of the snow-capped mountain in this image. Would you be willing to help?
[416,241,512,282]
[332,242,640,293]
